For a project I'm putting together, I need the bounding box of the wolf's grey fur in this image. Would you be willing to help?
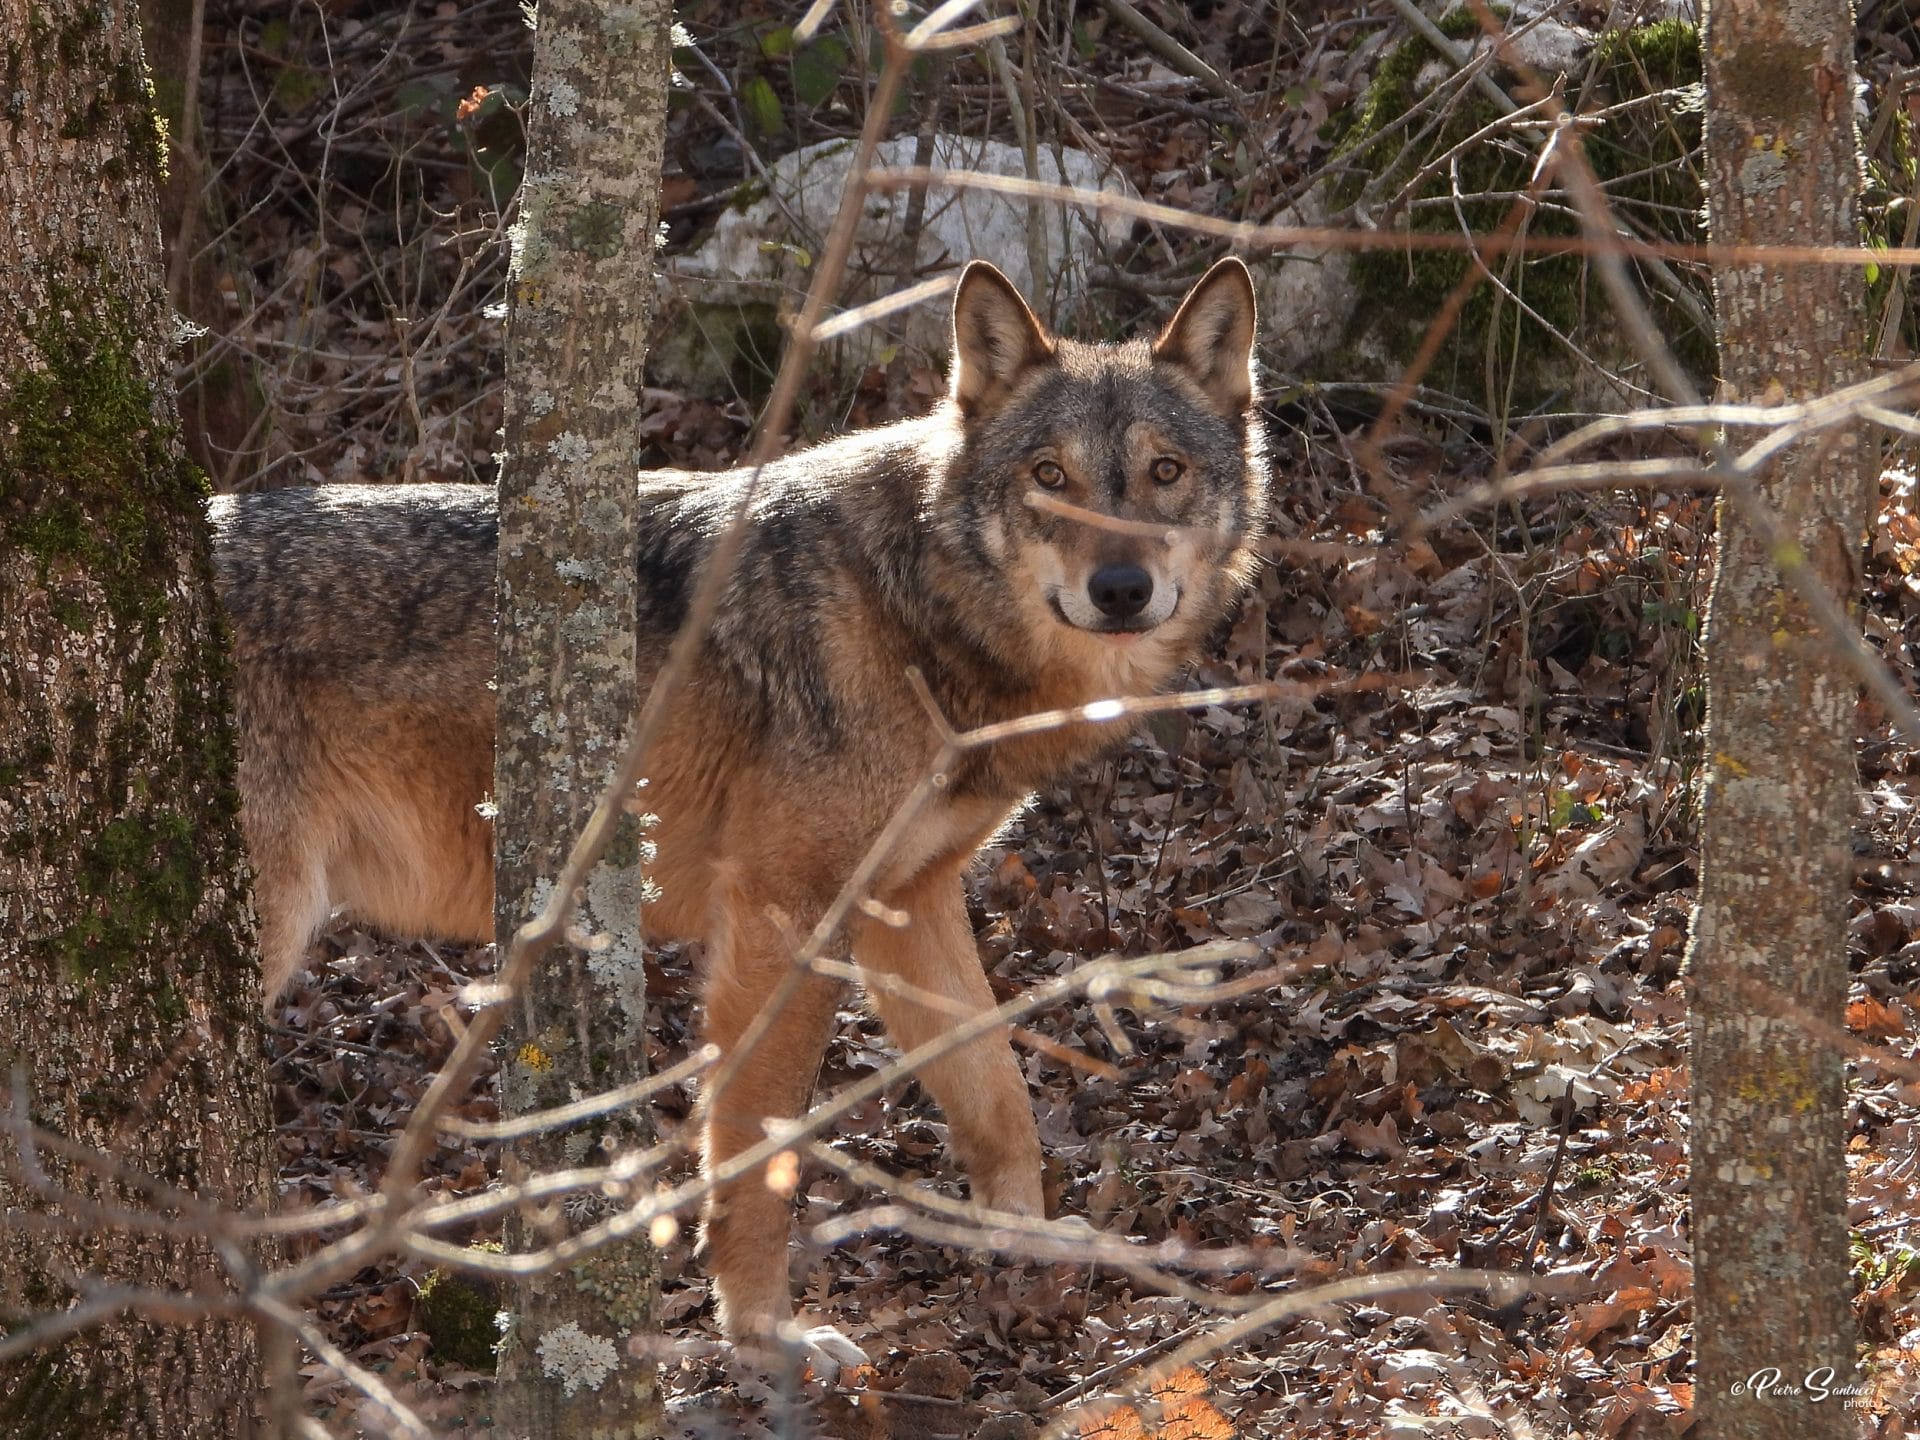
[212,257,1268,1351]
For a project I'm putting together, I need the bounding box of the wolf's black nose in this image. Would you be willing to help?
[1088,564,1153,620]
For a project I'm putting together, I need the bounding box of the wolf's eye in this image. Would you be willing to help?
[1151,457,1185,486]
[1034,461,1067,490]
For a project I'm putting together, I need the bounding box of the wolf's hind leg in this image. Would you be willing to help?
[699,878,846,1341]
[852,868,1044,1217]
[249,833,332,1007]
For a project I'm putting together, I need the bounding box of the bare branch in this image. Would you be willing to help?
[438,1043,719,1141]
[867,165,1920,271]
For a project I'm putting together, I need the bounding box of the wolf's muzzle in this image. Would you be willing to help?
[1088,564,1153,623]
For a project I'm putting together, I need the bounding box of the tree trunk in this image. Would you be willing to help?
[1689,0,1870,1431]
[490,0,672,1433]
[0,0,273,1434]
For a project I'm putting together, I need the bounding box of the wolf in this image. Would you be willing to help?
[211,257,1267,1355]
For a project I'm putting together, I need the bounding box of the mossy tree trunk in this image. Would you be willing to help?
[0,0,273,1434]
[490,0,671,1433]
[1687,0,1870,1431]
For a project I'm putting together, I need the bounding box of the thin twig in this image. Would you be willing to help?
[1539,107,1920,747]
[866,165,1920,271]
[1095,0,1243,104]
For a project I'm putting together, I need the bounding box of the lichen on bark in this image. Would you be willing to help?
[1686,0,1871,1430]
[489,0,673,1433]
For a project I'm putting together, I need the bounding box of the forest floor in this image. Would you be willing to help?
[189,0,1920,1435]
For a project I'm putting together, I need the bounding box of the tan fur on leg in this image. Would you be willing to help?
[698,868,845,1339]
[853,866,1044,1217]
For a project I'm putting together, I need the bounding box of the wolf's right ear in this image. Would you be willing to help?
[950,262,1055,416]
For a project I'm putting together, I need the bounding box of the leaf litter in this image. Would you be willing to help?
[195,0,1920,1433]
[266,438,1920,1436]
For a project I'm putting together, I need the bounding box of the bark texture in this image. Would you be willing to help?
[491,0,672,1433]
[1689,0,1870,1431]
[0,0,273,1433]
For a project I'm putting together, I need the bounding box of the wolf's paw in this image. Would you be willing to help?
[729,1321,868,1388]
[970,1168,1045,1218]
[795,1324,868,1384]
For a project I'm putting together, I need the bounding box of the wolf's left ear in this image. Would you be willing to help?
[1153,257,1259,415]
[950,262,1055,416]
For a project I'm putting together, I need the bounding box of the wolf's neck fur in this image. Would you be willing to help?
[757,410,1170,799]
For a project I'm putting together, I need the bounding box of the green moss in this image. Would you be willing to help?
[0,56,258,1047]
[150,975,187,1025]
[0,287,216,695]
[1329,14,1713,414]
[415,1268,502,1372]
[56,811,205,981]
[1336,5,1490,152]
[47,592,90,630]
[1604,15,1697,77]
[1589,20,1714,381]
[0,279,257,989]
[59,94,107,141]
[5,295,182,561]
[648,299,783,404]
[53,3,100,67]
[29,0,167,170]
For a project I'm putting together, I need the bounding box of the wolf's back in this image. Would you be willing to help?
[210,484,499,699]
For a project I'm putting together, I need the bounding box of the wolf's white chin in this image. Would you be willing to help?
[1048,584,1181,636]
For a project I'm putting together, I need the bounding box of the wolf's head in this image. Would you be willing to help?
[931,258,1267,693]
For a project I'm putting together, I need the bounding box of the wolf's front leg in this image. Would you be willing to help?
[852,867,1045,1217]
[699,891,847,1342]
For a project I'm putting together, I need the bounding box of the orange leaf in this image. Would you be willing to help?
[1078,1405,1146,1440]
[1075,1368,1236,1440]
[995,852,1038,895]
[1848,996,1908,1038]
